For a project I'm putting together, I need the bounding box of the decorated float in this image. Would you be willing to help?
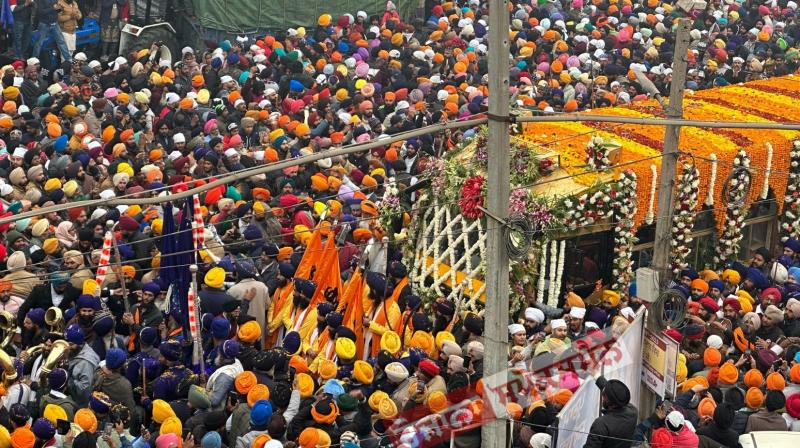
[403,75,800,318]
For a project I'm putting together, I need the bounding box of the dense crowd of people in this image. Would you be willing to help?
[0,0,799,447]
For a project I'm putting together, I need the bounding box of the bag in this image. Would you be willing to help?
[110,3,118,19]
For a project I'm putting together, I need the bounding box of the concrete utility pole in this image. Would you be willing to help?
[641,18,691,419]
[482,0,511,444]
[651,18,692,293]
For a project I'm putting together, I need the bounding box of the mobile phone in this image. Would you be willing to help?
[104,423,113,437]
[57,419,71,435]
[659,399,673,413]
[227,390,240,406]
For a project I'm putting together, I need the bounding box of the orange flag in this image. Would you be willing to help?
[341,267,365,359]
[294,228,323,279]
[309,236,342,310]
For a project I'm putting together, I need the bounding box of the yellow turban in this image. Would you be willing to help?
[380,331,401,355]
[353,360,374,385]
[44,178,62,192]
[335,338,356,360]
[204,267,225,288]
[435,331,455,350]
[160,416,182,436]
[43,404,68,424]
[296,372,315,398]
[603,290,621,307]
[151,399,175,424]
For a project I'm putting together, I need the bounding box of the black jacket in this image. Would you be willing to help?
[583,404,638,448]
[697,423,738,447]
[16,283,80,326]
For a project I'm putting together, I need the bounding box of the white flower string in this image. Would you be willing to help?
[612,170,638,293]
[548,239,559,307]
[705,154,717,207]
[537,242,547,304]
[671,163,700,275]
[762,143,773,200]
[714,149,751,266]
[779,140,800,242]
[646,164,657,225]
[554,239,566,303]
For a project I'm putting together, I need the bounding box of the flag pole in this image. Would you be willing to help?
[189,263,204,375]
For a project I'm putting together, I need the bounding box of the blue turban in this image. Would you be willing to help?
[326,312,343,329]
[159,340,182,362]
[211,316,231,339]
[283,331,301,355]
[105,347,127,370]
[65,324,85,344]
[142,282,161,295]
[26,308,45,327]
[294,278,317,298]
[221,339,239,359]
[250,400,273,426]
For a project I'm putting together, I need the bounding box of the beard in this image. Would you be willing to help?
[78,314,94,327]
[277,277,288,288]
[293,295,310,309]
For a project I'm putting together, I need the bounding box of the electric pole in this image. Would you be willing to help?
[651,18,691,294]
[482,0,511,444]
[642,18,691,419]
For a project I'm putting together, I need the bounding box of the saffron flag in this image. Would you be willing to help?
[309,236,342,308]
[294,228,323,279]
[341,267,365,360]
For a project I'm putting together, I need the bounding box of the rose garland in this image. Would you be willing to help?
[586,136,617,170]
[563,188,614,231]
[714,149,751,266]
[779,140,800,242]
[671,163,700,276]
[612,170,638,293]
[459,175,485,220]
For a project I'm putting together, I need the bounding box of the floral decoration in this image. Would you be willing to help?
[714,149,751,267]
[459,175,485,220]
[563,188,614,231]
[586,136,620,171]
[671,162,700,275]
[779,140,800,242]
[612,170,638,293]
[378,182,403,231]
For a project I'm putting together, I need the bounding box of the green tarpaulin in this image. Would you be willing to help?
[191,0,414,32]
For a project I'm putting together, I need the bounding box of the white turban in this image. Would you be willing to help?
[525,307,545,323]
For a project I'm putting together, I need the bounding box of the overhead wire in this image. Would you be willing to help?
[3,158,782,282]
[10,120,640,270]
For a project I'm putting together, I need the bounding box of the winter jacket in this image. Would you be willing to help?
[670,425,700,448]
[67,343,100,407]
[745,409,789,432]
[57,0,82,32]
[583,404,638,448]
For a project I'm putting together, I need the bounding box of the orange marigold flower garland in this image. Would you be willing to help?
[714,150,752,267]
